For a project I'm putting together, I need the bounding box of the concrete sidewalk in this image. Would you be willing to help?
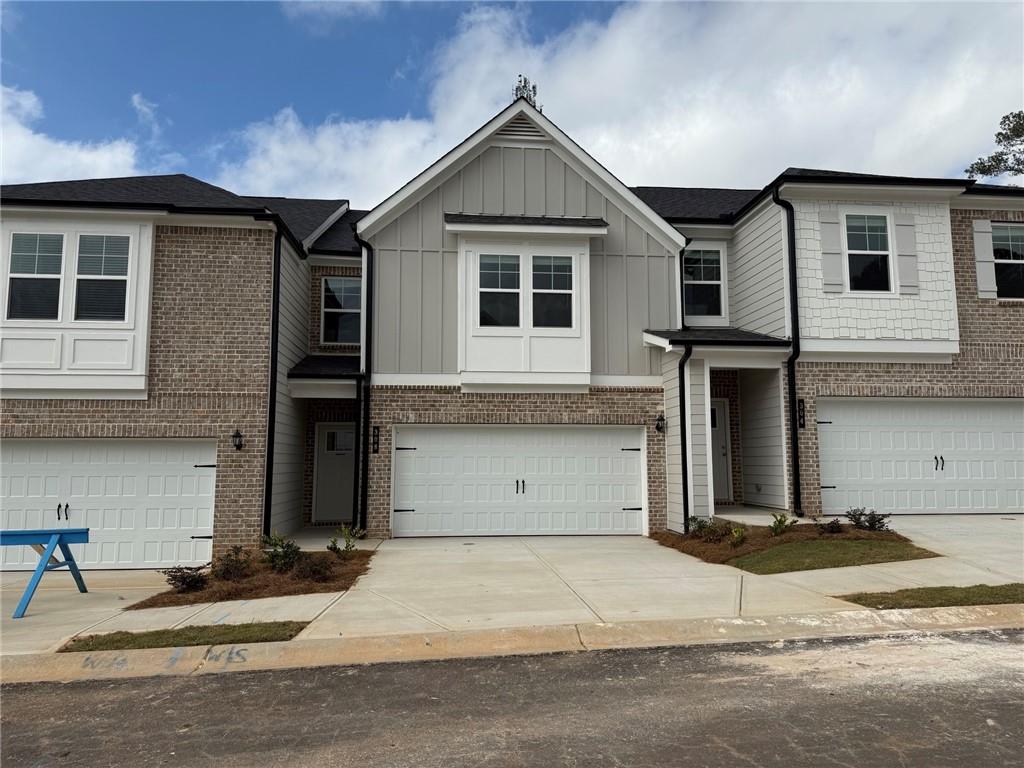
[2,604,1021,685]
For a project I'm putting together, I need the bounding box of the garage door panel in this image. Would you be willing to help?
[393,426,644,536]
[819,400,1023,515]
[2,439,216,570]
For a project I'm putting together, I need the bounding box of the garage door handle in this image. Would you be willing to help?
[190,535,213,540]
[516,480,520,494]
[940,455,945,471]
[934,455,939,471]
[56,504,61,521]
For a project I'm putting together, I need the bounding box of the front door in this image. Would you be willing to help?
[711,399,731,501]
[314,423,356,524]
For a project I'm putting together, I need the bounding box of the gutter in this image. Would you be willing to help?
[772,186,803,517]
[676,344,694,533]
[353,227,376,531]
[262,229,283,537]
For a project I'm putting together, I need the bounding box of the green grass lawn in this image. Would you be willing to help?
[728,539,936,575]
[60,621,308,653]
[840,583,1024,610]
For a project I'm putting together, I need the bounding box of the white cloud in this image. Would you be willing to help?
[131,92,162,143]
[280,0,382,26]
[1,85,140,184]
[219,2,1023,206]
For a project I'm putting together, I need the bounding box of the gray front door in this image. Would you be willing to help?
[711,399,731,501]
[314,423,355,523]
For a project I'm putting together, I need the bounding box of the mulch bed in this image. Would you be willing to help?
[127,550,374,610]
[653,522,936,568]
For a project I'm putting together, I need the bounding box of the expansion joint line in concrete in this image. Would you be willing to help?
[518,539,606,624]
[367,589,453,632]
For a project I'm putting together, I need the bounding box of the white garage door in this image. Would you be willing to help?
[818,399,1024,515]
[392,426,645,536]
[1,439,216,570]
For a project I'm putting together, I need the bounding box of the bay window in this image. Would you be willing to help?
[7,233,64,320]
[75,234,129,321]
[531,255,572,328]
[479,254,520,327]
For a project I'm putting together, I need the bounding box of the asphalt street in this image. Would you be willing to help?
[2,630,1021,767]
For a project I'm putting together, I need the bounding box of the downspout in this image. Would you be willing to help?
[772,186,803,516]
[262,229,283,537]
[676,344,694,533]
[353,228,375,531]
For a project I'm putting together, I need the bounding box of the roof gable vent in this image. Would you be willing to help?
[494,114,547,141]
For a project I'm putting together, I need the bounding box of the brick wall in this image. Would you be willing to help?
[1,224,275,552]
[710,369,743,504]
[309,264,361,356]
[792,207,1024,517]
[364,386,666,538]
[302,398,360,525]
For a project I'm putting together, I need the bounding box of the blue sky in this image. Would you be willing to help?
[2,2,1021,206]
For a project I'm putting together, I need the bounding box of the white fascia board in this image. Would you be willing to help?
[673,223,734,240]
[1,373,147,396]
[308,254,361,267]
[444,222,609,237]
[691,347,790,369]
[460,371,591,386]
[642,332,674,350]
[779,183,966,203]
[590,374,663,387]
[1,207,169,220]
[800,339,960,355]
[461,383,590,394]
[951,195,1024,211]
[357,101,687,253]
[288,379,358,399]
[302,202,349,249]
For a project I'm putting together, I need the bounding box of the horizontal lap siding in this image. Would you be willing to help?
[689,358,711,518]
[369,145,677,376]
[729,202,786,337]
[740,368,786,509]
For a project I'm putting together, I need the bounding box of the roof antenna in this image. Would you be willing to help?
[514,74,542,113]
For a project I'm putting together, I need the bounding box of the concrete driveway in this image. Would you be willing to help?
[297,536,852,640]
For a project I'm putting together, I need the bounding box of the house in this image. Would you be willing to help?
[1,98,1022,569]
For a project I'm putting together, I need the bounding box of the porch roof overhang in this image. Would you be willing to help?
[642,328,792,349]
[287,355,362,399]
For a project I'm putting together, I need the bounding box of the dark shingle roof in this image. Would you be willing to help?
[645,328,791,347]
[308,209,369,255]
[287,354,362,379]
[444,213,608,227]
[1,174,258,210]
[964,182,1024,197]
[630,186,760,223]
[778,167,969,188]
[242,196,347,243]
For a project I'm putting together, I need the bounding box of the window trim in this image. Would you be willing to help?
[72,233,131,323]
[530,254,573,329]
[682,240,729,327]
[6,231,66,322]
[990,222,1024,301]
[320,275,362,345]
[840,208,899,297]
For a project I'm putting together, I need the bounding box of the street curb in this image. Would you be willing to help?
[2,604,1021,685]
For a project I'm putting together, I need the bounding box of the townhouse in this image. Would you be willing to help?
[1,98,1021,568]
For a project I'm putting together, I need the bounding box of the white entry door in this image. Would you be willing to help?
[314,423,356,523]
[1,439,216,569]
[392,426,645,536]
[818,399,1024,515]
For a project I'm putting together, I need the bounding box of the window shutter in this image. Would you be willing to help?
[894,214,919,295]
[972,219,998,299]
[819,211,844,293]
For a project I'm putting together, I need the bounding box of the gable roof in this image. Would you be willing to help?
[355,98,688,253]
[242,196,347,243]
[308,208,370,255]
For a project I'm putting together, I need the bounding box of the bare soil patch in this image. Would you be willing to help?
[127,550,374,610]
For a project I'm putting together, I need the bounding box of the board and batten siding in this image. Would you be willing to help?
[728,201,787,337]
[662,352,685,532]
[738,368,786,509]
[269,241,310,534]
[688,357,711,518]
[369,144,678,376]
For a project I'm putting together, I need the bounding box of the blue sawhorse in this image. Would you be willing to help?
[0,528,90,619]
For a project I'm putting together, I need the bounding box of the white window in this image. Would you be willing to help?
[74,234,129,321]
[479,254,520,327]
[531,255,572,328]
[322,276,361,343]
[683,241,727,325]
[844,214,893,292]
[992,224,1024,299]
[6,233,64,320]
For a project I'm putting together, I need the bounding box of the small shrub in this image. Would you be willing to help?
[262,532,302,573]
[844,507,891,532]
[689,517,711,536]
[161,564,208,593]
[729,525,747,548]
[211,546,254,581]
[697,519,733,544]
[816,518,844,535]
[327,524,367,559]
[768,512,798,537]
[327,536,343,558]
[293,553,335,582]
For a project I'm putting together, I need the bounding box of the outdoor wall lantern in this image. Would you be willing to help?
[231,430,244,451]
[654,414,666,434]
